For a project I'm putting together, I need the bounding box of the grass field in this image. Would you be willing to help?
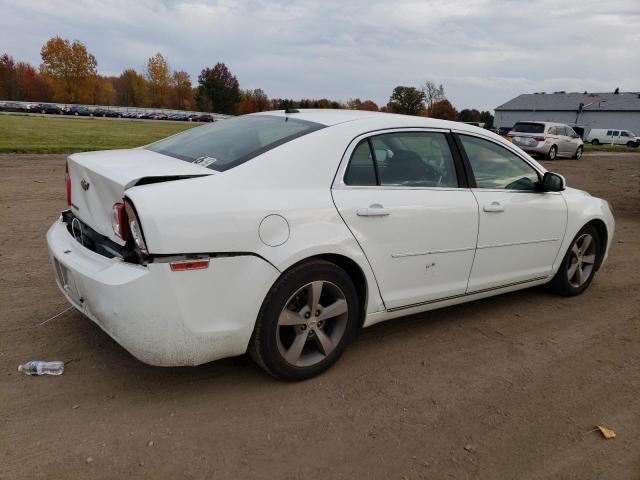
[0,113,199,153]
[584,143,639,153]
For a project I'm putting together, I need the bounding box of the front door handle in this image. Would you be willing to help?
[357,204,391,217]
[483,201,504,213]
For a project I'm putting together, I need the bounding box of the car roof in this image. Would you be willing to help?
[252,109,482,133]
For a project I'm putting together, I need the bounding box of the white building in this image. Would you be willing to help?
[495,91,640,136]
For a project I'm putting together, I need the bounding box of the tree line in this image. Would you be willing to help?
[0,36,493,126]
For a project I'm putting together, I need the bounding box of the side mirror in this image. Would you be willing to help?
[540,172,565,192]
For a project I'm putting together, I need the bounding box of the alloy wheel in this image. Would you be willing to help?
[567,233,596,288]
[276,281,349,367]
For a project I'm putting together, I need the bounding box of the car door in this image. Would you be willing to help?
[455,133,567,291]
[332,130,479,310]
[564,126,581,153]
[610,130,620,145]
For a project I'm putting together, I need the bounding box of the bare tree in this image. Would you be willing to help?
[422,81,445,112]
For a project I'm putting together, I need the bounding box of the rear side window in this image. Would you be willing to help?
[344,141,376,186]
[146,115,325,172]
[344,131,458,188]
[512,122,545,134]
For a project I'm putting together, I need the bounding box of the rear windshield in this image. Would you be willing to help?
[511,122,545,134]
[145,115,325,172]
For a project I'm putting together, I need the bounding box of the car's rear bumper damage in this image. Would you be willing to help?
[47,217,280,366]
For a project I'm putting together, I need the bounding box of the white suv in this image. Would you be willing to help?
[586,129,639,147]
[509,121,584,160]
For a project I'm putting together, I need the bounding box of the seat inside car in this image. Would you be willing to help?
[381,150,434,185]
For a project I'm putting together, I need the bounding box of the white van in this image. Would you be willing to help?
[586,129,640,147]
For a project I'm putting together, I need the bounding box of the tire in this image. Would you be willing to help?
[249,259,360,381]
[572,146,583,160]
[547,145,558,160]
[591,139,599,145]
[547,224,601,297]
[626,141,638,148]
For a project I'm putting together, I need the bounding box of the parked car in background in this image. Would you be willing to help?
[91,108,121,118]
[1,102,28,112]
[508,121,583,160]
[191,114,214,122]
[31,103,63,114]
[586,129,639,147]
[65,106,92,116]
[168,113,189,121]
[47,110,614,380]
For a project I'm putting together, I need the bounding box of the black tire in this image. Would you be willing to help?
[249,259,360,381]
[547,145,558,160]
[626,141,638,148]
[591,139,599,145]
[572,146,583,160]
[547,224,601,297]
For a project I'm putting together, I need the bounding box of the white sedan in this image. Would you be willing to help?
[47,110,614,380]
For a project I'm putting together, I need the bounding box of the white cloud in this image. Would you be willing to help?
[0,0,638,111]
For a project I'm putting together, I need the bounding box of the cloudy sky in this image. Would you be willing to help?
[1,0,639,111]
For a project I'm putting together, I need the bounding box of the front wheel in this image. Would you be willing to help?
[547,145,558,160]
[627,141,638,148]
[572,146,583,159]
[548,224,601,296]
[249,260,360,380]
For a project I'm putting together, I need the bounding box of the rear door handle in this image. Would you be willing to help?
[357,204,391,217]
[483,201,504,213]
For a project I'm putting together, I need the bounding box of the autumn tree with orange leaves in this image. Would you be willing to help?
[40,37,97,103]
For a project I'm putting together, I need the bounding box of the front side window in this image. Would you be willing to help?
[344,131,458,188]
[459,135,540,191]
[620,131,629,137]
[565,126,577,137]
[146,115,325,172]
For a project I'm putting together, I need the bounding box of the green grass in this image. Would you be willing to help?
[584,143,639,153]
[0,114,199,154]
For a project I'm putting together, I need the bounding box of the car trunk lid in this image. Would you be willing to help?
[67,148,213,245]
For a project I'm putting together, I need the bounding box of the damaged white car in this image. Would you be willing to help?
[47,110,614,380]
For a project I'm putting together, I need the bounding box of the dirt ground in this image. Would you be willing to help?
[1,153,639,479]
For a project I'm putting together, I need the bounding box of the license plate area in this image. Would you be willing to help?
[54,258,83,305]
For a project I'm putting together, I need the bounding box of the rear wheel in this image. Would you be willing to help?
[591,139,599,145]
[249,260,359,381]
[572,146,583,159]
[548,224,601,296]
[547,145,558,160]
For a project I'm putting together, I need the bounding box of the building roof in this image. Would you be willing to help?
[496,91,640,112]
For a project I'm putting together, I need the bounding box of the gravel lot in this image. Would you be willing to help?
[1,153,639,479]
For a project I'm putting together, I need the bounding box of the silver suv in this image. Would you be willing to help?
[508,121,584,160]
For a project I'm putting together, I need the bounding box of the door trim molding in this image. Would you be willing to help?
[477,237,560,250]
[386,275,549,313]
[391,246,476,258]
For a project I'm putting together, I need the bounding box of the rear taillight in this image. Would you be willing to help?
[65,162,71,206]
[124,199,148,256]
[533,136,546,142]
[112,203,128,240]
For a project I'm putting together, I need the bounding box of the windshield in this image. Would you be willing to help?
[511,122,545,134]
[145,115,325,171]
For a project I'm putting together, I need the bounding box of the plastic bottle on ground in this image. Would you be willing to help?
[18,361,65,375]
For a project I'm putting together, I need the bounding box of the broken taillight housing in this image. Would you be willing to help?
[65,161,71,206]
[124,199,148,256]
[112,202,128,240]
